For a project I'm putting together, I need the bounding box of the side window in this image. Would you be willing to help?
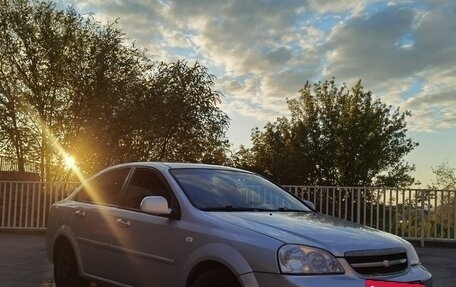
[122,169,171,209]
[75,168,130,206]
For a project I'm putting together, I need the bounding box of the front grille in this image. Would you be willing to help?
[345,248,408,276]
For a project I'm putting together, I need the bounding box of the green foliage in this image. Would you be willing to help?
[429,162,456,190]
[427,162,455,232]
[0,0,150,179]
[0,0,230,180]
[235,78,418,187]
[113,60,230,166]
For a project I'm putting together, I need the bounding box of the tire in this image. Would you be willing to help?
[54,241,89,287]
[192,267,240,287]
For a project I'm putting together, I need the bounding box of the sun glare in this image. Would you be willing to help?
[65,156,76,169]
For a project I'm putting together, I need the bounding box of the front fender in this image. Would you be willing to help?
[47,225,85,274]
[180,243,254,286]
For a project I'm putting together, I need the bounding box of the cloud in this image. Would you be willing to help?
[325,2,456,81]
[58,0,325,120]
[307,0,375,13]
[324,5,419,85]
[323,1,456,132]
[403,68,456,130]
[58,0,456,134]
[165,0,326,118]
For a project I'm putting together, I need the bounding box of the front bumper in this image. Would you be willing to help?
[240,264,432,287]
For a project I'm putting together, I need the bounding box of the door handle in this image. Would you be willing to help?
[74,210,86,218]
[116,218,131,228]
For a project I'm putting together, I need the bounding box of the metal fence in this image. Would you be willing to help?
[0,155,40,173]
[284,186,456,245]
[1,182,455,245]
[0,181,79,230]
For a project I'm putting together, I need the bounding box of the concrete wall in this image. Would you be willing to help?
[0,171,40,181]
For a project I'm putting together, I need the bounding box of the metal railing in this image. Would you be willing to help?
[0,181,79,230]
[1,182,455,245]
[284,186,456,245]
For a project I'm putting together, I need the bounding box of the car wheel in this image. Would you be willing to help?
[54,241,89,287]
[192,267,240,287]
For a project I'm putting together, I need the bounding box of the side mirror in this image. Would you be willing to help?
[304,200,316,210]
[140,196,171,215]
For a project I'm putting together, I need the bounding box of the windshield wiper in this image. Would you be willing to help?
[201,206,255,211]
[201,206,275,212]
[276,207,311,212]
[200,206,311,212]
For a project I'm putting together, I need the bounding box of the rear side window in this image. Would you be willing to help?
[75,168,130,206]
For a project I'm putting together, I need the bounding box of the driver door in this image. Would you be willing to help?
[112,167,180,286]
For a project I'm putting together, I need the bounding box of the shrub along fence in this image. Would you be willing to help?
[0,181,455,245]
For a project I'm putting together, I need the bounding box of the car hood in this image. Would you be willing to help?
[207,212,406,256]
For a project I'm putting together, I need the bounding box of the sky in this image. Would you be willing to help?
[56,0,456,187]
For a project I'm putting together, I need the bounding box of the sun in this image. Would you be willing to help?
[65,156,76,169]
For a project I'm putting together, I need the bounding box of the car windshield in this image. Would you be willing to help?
[170,168,310,212]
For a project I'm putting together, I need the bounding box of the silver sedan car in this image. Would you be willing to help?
[46,162,432,287]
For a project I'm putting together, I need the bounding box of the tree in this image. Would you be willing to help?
[0,1,230,180]
[236,78,418,187]
[58,19,153,175]
[0,68,34,171]
[117,60,230,165]
[0,0,152,180]
[430,162,456,190]
[426,162,456,238]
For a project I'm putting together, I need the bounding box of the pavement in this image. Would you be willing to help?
[0,233,54,287]
[0,232,455,287]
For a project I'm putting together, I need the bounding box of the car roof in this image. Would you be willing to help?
[104,162,249,173]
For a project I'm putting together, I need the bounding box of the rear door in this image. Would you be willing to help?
[70,167,131,282]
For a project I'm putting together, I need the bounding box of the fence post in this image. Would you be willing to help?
[357,188,361,224]
[420,191,425,247]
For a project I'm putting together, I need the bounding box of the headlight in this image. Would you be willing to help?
[278,245,345,274]
[403,241,420,266]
